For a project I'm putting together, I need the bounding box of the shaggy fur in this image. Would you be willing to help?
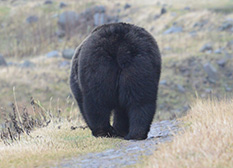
[70,23,161,140]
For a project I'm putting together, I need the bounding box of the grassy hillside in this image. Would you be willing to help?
[0,0,232,167]
[0,0,232,121]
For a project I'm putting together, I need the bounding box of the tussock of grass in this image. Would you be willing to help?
[145,98,233,168]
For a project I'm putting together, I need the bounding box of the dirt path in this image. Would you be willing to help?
[53,120,180,168]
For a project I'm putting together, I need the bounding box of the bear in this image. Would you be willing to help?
[70,23,161,140]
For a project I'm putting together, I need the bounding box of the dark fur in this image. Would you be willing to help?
[70,23,161,140]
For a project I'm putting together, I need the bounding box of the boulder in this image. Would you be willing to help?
[214,48,222,54]
[217,59,227,67]
[226,40,233,49]
[59,61,70,67]
[59,2,67,8]
[20,60,35,68]
[159,80,167,86]
[46,50,60,58]
[124,3,131,10]
[203,63,218,83]
[62,49,75,59]
[94,13,106,26]
[219,21,233,31]
[225,85,232,92]
[200,43,213,52]
[184,7,191,10]
[44,0,53,5]
[56,30,66,38]
[161,7,167,15]
[57,6,109,34]
[58,11,79,31]
[177,84,185,93]
[26,15,39,24]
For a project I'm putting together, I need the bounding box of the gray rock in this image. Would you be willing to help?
[225,52,233,59]
[226,40,233,49]
[7,61,17,66]
[203,63,218,83]
[184,7,190,10]
[189,31,197,37]
[214,48,222,54]
[205,88,212,93]
[46,51,60,58]
[94,5,106,13]
[154,14,160,20]
[107,16,119,23]
[124,3,131,10]
[225,85,232,92]
[82,5,106,15]
[200,43,213,52]
[217,59,227,67]
[206,50,212,54]
[159,80,167,85]
[163,46,172,51]
[58,11,79,31]
[56,30,66,38]
[94,13,105,26]
[44,0,53,4]
[161,7,167,15]
[193,20,208,28]
[177,84,185,93]
[219,22,233,31]
[20,60,35,68]
[0,54,7,66]
[62,49,75,59]
[163,26,183,34]
[171,12,177,16]
[59,61,70,67]
[78,5,107,26]
[59,2,67,8]
[26,15,39,24]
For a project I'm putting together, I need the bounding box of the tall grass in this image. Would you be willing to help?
[145,98,233,168]
[0,91,120,168]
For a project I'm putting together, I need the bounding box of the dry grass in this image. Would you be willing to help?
[0,96,121,168]
[144,98,233,168]
[0,121,120,168]
[0,0,96,57]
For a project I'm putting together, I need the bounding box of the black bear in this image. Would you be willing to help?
[70,23,161,140]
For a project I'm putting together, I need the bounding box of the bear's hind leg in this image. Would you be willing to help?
[83,96,117,138]
[124,103,155,140]
[113,108,129,137]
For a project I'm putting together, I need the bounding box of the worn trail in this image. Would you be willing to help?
[54,120,179,168]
